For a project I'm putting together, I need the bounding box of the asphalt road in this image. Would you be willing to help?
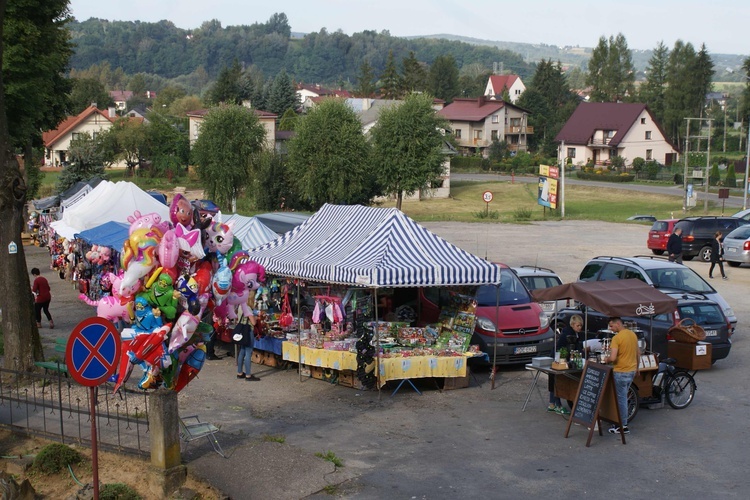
[23,217,750,499]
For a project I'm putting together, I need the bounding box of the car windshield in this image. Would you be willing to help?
[726,226,750,240]
[476,268,532,306]
[650,221,670,232]
[647,267,714,293]
[677,303,725,325]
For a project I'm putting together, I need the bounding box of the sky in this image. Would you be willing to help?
[68,0,750,56]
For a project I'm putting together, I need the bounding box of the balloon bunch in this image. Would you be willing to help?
[79,194,265,393]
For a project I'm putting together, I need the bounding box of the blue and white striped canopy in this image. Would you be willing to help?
[248,204,500,287]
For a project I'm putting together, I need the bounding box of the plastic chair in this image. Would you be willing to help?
[178,415,226,458]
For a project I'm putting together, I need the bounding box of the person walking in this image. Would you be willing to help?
[234,309,260,381]
[31,267,54,329]
[708,231,727,280]
[667,227,683,264]
[603,317,638,435]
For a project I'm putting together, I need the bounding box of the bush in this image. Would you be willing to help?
[473,210,499,219]
[100,483,141,500]
[645,160,659,180]
[709,163,721,186]
[512,208,532,221]
[32,443,82,474]
[632,157,645,173]
[674,173,683,185]
[575,171,635,182]
[725,164,737,188]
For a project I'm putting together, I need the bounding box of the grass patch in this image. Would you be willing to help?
[262,434,286,443]
[315,450,343,467]
[322,484,339,495]
[100,483,141,500]
[32,443,82,474]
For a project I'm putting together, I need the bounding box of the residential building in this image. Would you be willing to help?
[437,96,532,156]
[555,102,679,167]
[43,106,118,166]
[296,83,351,111]
[186,106,277,150]
[109,90,134,112]
[484,75,526,103]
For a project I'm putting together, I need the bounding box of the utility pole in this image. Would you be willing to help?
[683,119,690,213]
[743,116,750,210]
[704,120,712,214]
[560,140,566,219]
[682,117,712,214]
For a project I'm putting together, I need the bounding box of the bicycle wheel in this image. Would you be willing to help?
[666,372,696,409]
[627,384,639,423]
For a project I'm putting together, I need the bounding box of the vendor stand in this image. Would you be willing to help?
[248,204,501,395]
[523,279,677,411]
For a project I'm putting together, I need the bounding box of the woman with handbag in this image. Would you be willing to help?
[708,231,727,280]
[234,308,259,381]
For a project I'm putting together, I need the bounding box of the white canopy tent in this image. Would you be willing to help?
[51,181,170,240]
[221,213,279,250]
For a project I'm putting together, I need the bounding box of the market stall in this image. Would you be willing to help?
[249,203,500,392]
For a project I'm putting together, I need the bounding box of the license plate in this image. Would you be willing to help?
[705,330,718,337]
[651,234,660,238]
[727,247,736,253]
[514,346,537,354]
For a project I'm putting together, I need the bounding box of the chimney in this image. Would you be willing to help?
[477,95,485,107]
[90,102,97,108]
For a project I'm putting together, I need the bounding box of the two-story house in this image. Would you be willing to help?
[437,97,532,156]
[484,75,526,104]
[43,105,118,166]
[555,102,678,167]
[187,106,278,151]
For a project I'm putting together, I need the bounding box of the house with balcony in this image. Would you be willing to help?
[484,74,526,103]
[437,97,532,156]
[555,102,678,167]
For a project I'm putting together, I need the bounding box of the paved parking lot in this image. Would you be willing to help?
[24,220,750,498]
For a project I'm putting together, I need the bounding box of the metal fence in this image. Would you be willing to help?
[0,365,151,457]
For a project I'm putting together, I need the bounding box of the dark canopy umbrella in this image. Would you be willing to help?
[531,279,677,318]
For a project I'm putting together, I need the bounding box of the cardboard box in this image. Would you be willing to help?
[667,340,712,370]
[263,351,280,368]
[443,372,470,390]
[251,351,263,364]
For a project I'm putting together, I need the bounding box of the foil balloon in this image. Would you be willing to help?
[158,228,179,269]
[78,272,137,323]
[173,345,206,393]
[120,228,160,294]
[127,210,163,235]
[170,193,194,229]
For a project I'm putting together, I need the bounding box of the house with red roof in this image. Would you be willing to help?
[109,90,134,112]
[484,74,526,103]
[555,102,678,167]
[437,96,532,156]
[43,106,118,166]
[187,106,278,151]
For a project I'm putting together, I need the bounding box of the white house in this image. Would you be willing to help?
[484,75,526,104]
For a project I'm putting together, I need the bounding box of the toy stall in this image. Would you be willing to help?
[249,204,500,393]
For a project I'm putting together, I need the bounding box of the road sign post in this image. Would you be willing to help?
[482,190,493,217]
[66,317,121,500]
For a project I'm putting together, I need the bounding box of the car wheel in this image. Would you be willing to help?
[651,249,664,255]
[727,261,741,267]
[699,246,712,262]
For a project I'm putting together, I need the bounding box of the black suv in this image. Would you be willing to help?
[674,216,750,262]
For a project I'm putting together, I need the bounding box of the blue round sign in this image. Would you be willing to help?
[66,317,122,387]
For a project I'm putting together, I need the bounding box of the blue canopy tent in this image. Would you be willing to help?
[75,221,130,250]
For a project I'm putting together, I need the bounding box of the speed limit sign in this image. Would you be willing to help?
[482,191,493,203]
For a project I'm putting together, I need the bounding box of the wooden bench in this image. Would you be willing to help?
[34,337,68,376]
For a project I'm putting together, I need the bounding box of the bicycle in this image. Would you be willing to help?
[625,356,697,423]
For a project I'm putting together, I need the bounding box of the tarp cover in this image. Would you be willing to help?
[51,181,170,240]
[249,203,500,287]
[221,214,278,250]
[531,279,677,317]
[75,221,130,250]
[254,212,310,234]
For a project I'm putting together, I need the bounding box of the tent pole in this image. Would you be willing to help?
[297,280,302,383]
[374,288,381,400]
[491,283,499,390]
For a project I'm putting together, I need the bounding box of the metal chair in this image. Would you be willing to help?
[178,415,226,458]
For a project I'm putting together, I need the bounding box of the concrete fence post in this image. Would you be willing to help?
[148,388,186,497]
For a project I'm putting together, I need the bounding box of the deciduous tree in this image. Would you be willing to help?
[370,93,447,210]
[286,98,375,209]
[191,105,266,211]
[56,132,107,193]
[69,77,113,114]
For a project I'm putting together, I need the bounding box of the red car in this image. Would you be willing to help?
[647,219,678,255]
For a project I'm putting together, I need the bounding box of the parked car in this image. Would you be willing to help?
[554,294,732,364]
[731,208,750,221]
[578,256,737,333]
[627,215,657,222]
[673,216,750,261]
[512,266,569,320]
[647,219,678,255]
[721,224,750,266]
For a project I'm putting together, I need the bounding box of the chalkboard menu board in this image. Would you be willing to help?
[571,363,608,426]
[564,362,624,447]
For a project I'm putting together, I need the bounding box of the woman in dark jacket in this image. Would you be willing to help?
[708,231,727,280]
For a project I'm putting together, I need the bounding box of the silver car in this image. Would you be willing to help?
[723,225,750,266]
[512,266,569,320]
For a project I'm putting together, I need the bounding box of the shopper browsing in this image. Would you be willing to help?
[603,317,638,434]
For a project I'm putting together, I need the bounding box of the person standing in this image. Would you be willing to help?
[31,267,54,329]
[708,231,727,280]
[667,227,683,264]
[603,317,638,435]
[547,314,583,415]
[235,309,259,381]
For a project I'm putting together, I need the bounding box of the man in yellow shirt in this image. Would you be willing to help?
[603,317,639,434]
